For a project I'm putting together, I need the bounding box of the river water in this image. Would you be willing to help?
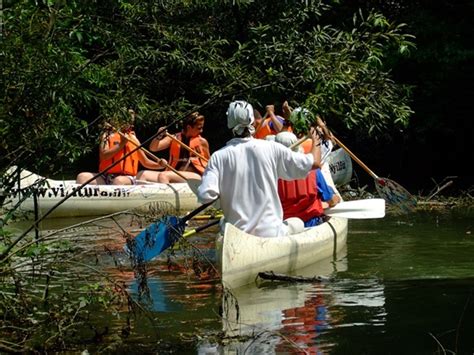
[7,209,474,354]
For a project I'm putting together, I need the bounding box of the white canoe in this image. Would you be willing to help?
[327,147,352,186]
[217,217,348,289]
[2,148,352,220]
[2,169,199,219]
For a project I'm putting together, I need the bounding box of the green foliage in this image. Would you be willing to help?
[237,6,415,133]
[0,232,128,353]
[1,0,414,172]
[289,108,315,136]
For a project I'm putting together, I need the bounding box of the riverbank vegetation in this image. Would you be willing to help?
[1,0,472,352]
[1,0,414,177]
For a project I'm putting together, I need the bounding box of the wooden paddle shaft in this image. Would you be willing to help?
[114,129,188,181]
[289,135,309,150]
[289,133,379,181]
[166,132,208,162]
[331,135,379,180]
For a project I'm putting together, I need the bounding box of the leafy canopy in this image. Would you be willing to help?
[1,0,415,175]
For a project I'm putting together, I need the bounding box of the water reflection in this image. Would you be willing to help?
[128,277,182,312]
[5,211,474,353]
[201,247,339,352]
[206,275,387,353]
[222,283,316,353]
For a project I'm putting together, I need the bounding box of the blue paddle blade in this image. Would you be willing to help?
[125,215,184,262]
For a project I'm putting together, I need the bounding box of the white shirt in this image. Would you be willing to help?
[197,137,314,237]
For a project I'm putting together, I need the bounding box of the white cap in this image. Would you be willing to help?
[275,131,301,152]
[227,100,255,136]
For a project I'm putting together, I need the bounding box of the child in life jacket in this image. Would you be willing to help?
[275,111,340,227]
[76,109,165,185]
[137,111,211,183]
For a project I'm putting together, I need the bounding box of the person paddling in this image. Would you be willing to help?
[252,104,285,140]
[275,128,341,227]
[197,100,322,238]
[75,109,164,185]
[137,111,211,183]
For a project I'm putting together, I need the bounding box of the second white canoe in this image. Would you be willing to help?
[217,217,348,289]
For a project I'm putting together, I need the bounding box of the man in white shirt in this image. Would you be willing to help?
[197,100,322,237]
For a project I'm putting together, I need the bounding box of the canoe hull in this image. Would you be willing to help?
[327,147,352,186]
[217,217,348,289]
[2,169,199,218]
[2,148,351,219]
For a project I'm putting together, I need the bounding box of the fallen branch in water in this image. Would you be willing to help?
[427,179,455,201]
[257,271,332,283]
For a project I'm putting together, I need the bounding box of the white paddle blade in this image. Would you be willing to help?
[324,198,385,219]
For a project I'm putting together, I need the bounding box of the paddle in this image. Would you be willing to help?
[107,124,189,181]
[165,132,209,162]
[181,219,220,238]
[187,178,384,219]
[331,135,417,213]
[324,198,385,219]
[289,135,309,150]
[125,199,217,262]
[184,200,384,219]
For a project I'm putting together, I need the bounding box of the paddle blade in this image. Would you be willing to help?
[125,215,184,262]
[375,178,417,214]
[324,198,385,219]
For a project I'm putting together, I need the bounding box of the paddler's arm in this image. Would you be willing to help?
[316,115,332,142]
[149,127,172,152]
[139,154,167,170]
[197,168,219,204]
[127,134,166,170]
[309,127,322,170]
[282,100,293,120]
[199,137,211,159]
[266,105,284,133]
[99,132,126,161]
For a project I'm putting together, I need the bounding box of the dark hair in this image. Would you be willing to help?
[182,111,204,128]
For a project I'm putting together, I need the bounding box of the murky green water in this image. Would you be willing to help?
[7,209,474,353]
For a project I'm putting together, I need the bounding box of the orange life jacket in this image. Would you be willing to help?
[254,118,273,139]
[255,117,283,139]
[98,132,139,175]
[278,170,324,221]
[168,133,210,175]
[255,116,292,139]
[301,138,312,154]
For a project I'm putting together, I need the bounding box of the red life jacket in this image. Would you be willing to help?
[278,170,324,221]
[168,133,209,175]
[98,132,139,175]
